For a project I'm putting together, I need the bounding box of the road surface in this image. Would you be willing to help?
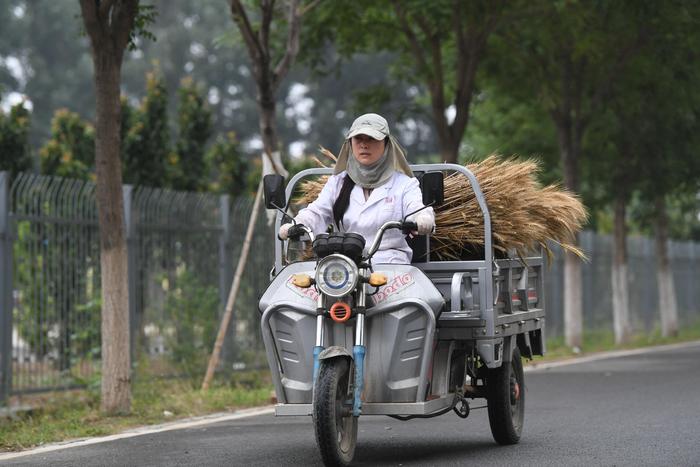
[3,342,699,466]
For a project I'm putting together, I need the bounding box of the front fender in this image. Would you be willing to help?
[319,346,353,361]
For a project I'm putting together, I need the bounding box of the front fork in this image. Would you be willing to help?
[352,289,367,417]
[312,285,367,417]
[312,294,325,383]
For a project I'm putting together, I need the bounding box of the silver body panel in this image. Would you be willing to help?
[259,262,445,405]
[261,163,547,416]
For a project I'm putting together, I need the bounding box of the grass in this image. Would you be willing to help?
[536,320,700,361]
[0,370,273,452]
[2,322,699,453]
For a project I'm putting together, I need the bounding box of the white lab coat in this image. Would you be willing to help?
[294,171,434,264]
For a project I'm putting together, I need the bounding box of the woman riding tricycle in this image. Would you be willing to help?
[259,114,545,466]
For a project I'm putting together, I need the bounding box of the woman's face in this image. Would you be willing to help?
[351,134,386,166]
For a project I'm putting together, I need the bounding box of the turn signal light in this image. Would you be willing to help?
[368,273,388,287]
[292,274,313,288]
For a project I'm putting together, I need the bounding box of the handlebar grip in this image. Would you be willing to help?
[402,221,418,234]
[287,224,306,239]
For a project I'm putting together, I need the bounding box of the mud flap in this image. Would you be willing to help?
[478,338,505,368]
[318,346,354,361]
[501,336,516,363]
[517,332,533,359]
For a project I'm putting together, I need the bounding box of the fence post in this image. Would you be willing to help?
[123,185,137,365]
[0,172,13,405]
[219,195,233,307]
[218,195,235,363]
[581,230,594,329]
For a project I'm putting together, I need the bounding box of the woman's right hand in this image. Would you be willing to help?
[278,223,294,240]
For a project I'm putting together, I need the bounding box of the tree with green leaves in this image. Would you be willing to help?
[627,8,700,338]
[203,0,318,389]
[39,109,95,180]
[206,131,248,197]
[0,102,32,175]
[79,0,149,414]
[589,107,636,344]
[308,0,510,163]
[0,2,96,149]
[172,77,212,191]
[567,1,700,343]
[465,87,559,174]
[3,1,438,161]
[122,69,171,188]
[228,0,318,176]
[486,0,665,348]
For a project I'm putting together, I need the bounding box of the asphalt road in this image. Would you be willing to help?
[4,342,700,466]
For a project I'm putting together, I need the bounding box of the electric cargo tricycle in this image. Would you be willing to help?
[259,164,546,466]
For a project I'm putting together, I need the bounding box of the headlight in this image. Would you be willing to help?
[315,254,359,298]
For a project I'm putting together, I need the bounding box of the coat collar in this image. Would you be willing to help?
[350,172,397,211]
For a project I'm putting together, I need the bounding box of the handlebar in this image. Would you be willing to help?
[287,220,417,261]
[365,220,418,260]
[402,221,418,234]
[286,223,315,243]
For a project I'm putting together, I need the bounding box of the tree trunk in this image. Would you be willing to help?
[229,0,298,180]
[564,250,583,348]
[429,45,479,164]
[259,88,278,159]
[437,138,459,164]
[611,196,631,344]
[654,195,678,337]
[94,53,131,414]
[429,87,461,164]
[555,117,583,349]
[259,92,287,178]
[391,0,492,166]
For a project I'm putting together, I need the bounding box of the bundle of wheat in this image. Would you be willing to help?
[294,151,587,261]
[433,156,587,260]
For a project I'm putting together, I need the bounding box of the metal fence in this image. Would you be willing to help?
[0,171,273,401]
[1,170,699,402]
[2,173,103,395]
[545,231,700,337]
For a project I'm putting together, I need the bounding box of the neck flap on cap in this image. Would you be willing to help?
[334,135,413,188]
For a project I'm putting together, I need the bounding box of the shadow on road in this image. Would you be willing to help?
[352,438,507,465]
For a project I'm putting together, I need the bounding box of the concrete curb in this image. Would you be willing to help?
[0,406,275,461]
[525,339,700,372]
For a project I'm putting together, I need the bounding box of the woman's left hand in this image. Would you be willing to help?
[414,212,435,235]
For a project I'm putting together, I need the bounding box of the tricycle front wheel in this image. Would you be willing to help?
[313,358,358,466]
[486,346,525,445]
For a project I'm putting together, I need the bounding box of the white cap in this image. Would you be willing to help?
[346,113,390,140]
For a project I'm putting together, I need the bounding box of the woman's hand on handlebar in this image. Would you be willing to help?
[415,211,435,235]
[278,223,308,240]
[402,212,435,236]
[401,221,418,235]
[278,223,293,240]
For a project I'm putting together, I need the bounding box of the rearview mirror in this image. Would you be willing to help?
[420,171,444,207]
[263,174,286,209]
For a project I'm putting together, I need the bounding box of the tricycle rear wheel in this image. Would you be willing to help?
[486,346,525,445]
[313,358,358,466]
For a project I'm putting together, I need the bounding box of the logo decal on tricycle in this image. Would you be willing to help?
[285,275,319,302]
[371,272,414,305]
